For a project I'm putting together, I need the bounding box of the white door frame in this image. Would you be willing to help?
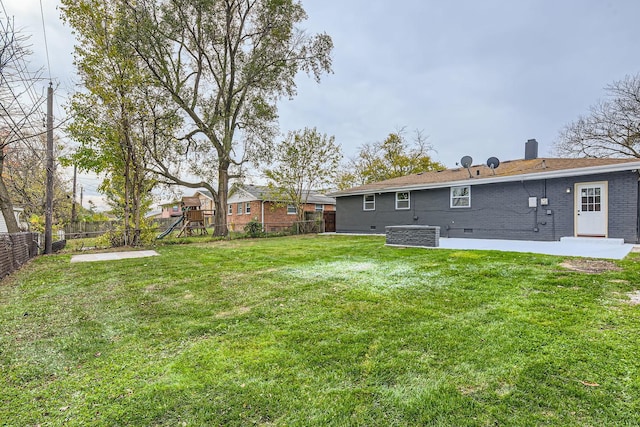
[574,181,608,237]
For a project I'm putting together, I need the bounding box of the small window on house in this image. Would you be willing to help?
[395,192,410,210]
[228,204,233,215]
[172,205,179,213]
[245,202,251,214]
[363,194,375,211]
[287,204,297,215]
[237,203,243,215]
[451,186,471,208]
[315,204,323,212]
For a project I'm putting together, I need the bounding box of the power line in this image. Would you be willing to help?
[0,0,8,20]
[38,0,52,83]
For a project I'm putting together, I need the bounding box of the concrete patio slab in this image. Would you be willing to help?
[436,237,635,260]
[71,250,159,263]
[328,233,637,259]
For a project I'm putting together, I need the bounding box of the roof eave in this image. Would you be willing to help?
[332,161,640,197]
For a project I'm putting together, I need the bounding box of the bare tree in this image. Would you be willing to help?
[556,74,640,158]
[5,134,72,229]
[0,17,46,232]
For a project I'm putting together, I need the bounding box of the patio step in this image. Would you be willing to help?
[560,237,625,245]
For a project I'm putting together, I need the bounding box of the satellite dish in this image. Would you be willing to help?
[487,157,500,175]
[487,157,500,169]
[460,156,473,168]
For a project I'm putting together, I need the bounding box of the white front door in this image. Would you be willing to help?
[575,182,607,237]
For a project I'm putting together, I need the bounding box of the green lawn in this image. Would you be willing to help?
[1,235,639,426]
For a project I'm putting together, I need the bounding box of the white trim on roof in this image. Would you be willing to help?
[228,188,259,203]
[332,161,640,197]
[193,190,214,201]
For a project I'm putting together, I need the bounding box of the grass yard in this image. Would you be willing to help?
[1,235,639,426]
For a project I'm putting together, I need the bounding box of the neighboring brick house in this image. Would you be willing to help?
[227,185,336,232]
[331,139,640,243]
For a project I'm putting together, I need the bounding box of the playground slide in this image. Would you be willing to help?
[156,216,184,239]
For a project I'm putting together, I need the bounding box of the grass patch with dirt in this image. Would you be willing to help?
[1,235,639,426]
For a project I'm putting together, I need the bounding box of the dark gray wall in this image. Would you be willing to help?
[336,171,639,243]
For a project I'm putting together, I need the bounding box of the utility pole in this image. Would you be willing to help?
[80,185,83,210]
[44,83,54,254]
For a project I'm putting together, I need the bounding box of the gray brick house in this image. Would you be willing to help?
[331,141,640,243]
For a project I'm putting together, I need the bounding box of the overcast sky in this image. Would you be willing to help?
[3,0,640,205]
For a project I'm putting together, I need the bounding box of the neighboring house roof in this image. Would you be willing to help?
[194,190,214,200]
[145,210,162,218]
[233,184,336,205]
[331,157,640,197]
[159,191,213,209]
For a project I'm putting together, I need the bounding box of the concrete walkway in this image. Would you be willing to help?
[70,250,159,263]
[436,237,635,260]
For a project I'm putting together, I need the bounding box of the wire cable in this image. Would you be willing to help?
[38,0,52,83]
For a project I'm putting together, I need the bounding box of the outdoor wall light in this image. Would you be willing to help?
[566,187,571,193]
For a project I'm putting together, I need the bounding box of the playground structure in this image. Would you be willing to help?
[156,196,209,239]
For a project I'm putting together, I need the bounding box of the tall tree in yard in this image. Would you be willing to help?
[556,73,640,158]
[337,129,445,189]
[123,0,333,236]
[264,127,341,222]
[0,18,46,233]
[61,0,168,245]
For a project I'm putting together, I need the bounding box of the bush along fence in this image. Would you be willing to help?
[233,219,326,236]
[0,233,40,279]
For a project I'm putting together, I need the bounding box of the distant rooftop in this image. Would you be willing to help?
[236,184,336,205]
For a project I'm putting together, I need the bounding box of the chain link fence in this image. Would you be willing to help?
[0,233,40,279]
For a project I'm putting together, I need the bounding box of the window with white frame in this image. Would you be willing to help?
[395,192,410,210]
[228,204,233,215]
[287,204,297,215]
[172,205,179,213]
[237,203,243,214]
[363,194,375,211]
[451,186,471,208]
[245,202,251,214]
[315,204,324,212]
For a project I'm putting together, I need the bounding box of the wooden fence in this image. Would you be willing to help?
[0,233,40,279]
[64,221,115,239]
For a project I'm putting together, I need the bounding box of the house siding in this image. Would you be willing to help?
[336,171,639,243]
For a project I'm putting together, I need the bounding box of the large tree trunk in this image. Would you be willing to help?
[214,164,229,236]
[130,166,139,246]
[122,115,132,246]
[0,156,20,233]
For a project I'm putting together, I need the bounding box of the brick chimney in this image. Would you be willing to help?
[525,139,538,160]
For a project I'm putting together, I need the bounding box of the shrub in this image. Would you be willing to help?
[95,223,156,247]
[244,220,264,238]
